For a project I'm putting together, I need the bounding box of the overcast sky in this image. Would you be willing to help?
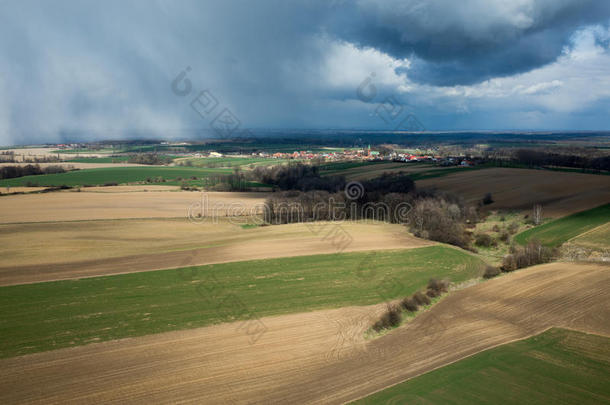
[1,0,610,144]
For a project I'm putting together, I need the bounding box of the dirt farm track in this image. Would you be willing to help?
[1,262,608,404]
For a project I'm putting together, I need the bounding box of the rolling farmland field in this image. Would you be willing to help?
[1,262,607,404]
[0,246,484,358]
[417,168,610,217]
[354,328,610,405]
[1,147,608,404]
[515,203,610,247]
[0,220,431,285]
[0,166,233,187]
[3,2,610,401]
[0,189,268,223]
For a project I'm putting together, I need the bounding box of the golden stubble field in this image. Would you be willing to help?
[1,262,607,404]
[417,168,610,217]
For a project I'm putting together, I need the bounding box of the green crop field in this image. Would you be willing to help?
[0,246,484,358]
[354,328,610,405]
[0,166,233,187]
[514,203,610,247]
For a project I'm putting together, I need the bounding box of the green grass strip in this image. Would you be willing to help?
[0,166,232,187]
[514,203,610,247]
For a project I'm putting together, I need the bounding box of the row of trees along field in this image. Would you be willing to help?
[0,164,65,180]
[255,163,478,250]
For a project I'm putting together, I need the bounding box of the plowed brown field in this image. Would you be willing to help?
[1,262,607,404]
[0,148,107,160]
[417,168,610,217]
[0,220,430,285]
[340,163,444,181]
[0,190,268,223]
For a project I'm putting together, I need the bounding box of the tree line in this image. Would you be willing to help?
[511,149,610,172]
[0,164,66,180]
[127,153,173,165]
[256,163,478,250]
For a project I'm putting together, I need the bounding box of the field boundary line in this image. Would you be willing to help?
[0,245,439,287]
[565,221,610,243]
[345,324,608,404]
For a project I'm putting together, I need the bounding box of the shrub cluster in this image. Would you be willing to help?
[180,181,199,191]
[372,304,402,332]
[482,193,494,205]
[425,278,449,298]
[373,278,450,332]
[483,265,501,279]
[474,233,497,247]
[501,240,557,272]
[252,163,345,192]
[127,153,172,165]
[408,195,477,249]
[412,291,431,306]
[400,297,418,312]
[145,176,166,183]
[507,222,519,234]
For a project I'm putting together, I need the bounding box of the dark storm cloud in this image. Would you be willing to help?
[0,0,330,143]
[329,0,610,85]
[0,0,609,143]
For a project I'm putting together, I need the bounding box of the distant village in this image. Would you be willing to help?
[54,142,478,167]
[201,147,477,167]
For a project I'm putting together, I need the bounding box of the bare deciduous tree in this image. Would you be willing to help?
[533,204,543,225]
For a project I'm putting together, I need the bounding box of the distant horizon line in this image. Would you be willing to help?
[3,129,610,148]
